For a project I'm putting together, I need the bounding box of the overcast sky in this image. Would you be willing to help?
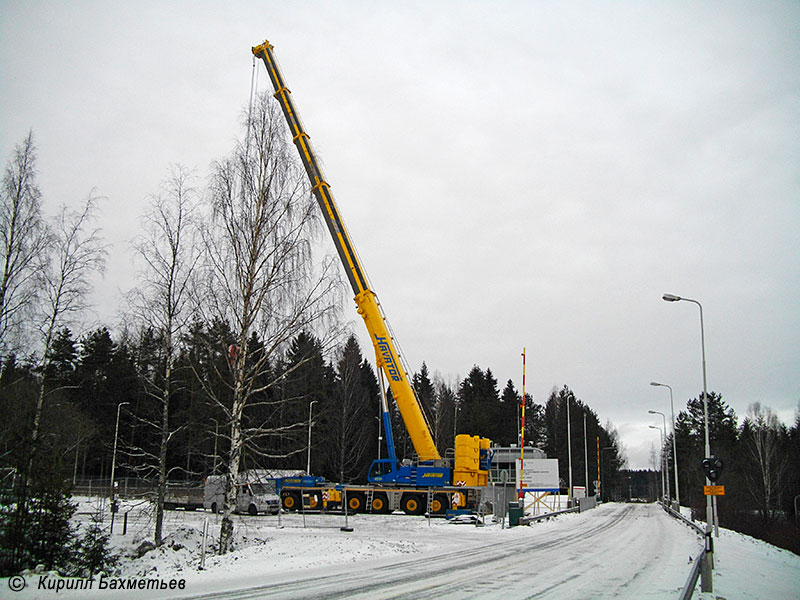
[2,1,798,470]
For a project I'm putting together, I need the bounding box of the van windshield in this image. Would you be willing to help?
[250,482,276,494]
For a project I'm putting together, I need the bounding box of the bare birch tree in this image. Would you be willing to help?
[128,165,201,546]
[0,132,49,358]
[742,402,788,525]
[200,95,342,554]
[30,196,106,468]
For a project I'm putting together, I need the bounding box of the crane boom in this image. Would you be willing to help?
[252,40,440,462]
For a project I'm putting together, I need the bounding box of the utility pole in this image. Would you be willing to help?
[519,348,526,506]
[307,400,317,474]
[566,395,573,504]
[583,413,589,497]
[110,401,129,532]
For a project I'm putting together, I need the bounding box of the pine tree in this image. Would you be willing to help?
[457,366,499,439]
[327,335,376,483]
[412,363,436,429]
[432,376,456,456]
[72,508,117,576]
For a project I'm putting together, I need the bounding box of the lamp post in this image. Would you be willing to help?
[583,413,589,497]
[307,400,317,474]
[600,446,615,501]
[649,424,665,501]
[648,410,670,501]
[662,293,716,536]
[566,395,573,504]
[663,293,715,590]
[110,401,129,532]
[651,382,680,506]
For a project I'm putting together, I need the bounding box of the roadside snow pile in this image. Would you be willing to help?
[122,525,211,577]
[697,526,800,599]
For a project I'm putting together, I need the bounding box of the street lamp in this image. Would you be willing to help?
[648,410,670,501]
[110,401,129,532]
[662,293,715,537]
[651,381,680,506]
[307,400,317,474]
[566,395,573,504]
[649,424,665,501]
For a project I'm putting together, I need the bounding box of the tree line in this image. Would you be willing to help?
[660,392,800,554]
[1,322,627,496]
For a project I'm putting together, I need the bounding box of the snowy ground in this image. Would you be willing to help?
[3,498,799,599]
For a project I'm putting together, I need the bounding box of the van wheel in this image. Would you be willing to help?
[248,504,258,516]
[211,502,218,514]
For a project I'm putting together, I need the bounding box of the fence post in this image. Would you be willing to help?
[200,517,208,570]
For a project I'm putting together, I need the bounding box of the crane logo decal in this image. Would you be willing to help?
[374,335,402,382]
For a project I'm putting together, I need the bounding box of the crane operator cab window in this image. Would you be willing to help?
[370,460,395,479]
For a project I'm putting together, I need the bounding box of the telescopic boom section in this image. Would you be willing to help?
[252,40,440,462]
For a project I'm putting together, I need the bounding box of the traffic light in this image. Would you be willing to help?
[702,457,724,482]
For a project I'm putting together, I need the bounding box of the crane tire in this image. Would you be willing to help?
[430,493,449,515]
[346,492,366,513]
[401,493,425,516]
[371,492,391,514]
[282,491,301,511]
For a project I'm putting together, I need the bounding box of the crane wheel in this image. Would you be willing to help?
[430,493,448,515]
[371,493,391,514]
[282,491,300,511]
[401,493,425,516]
[346,492,366,513]
[308,492,321,509]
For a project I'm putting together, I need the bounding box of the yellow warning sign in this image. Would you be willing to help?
[704,485,725,496]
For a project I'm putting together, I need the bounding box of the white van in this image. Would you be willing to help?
[204,471,281,515]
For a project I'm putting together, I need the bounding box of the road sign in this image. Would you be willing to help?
[704,485,725,496]
[515,458,560,492]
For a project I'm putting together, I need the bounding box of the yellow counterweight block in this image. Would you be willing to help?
[453,434,491,487]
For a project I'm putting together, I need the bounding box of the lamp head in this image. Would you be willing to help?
[662,293,681,302]
[650,381,661,387]
[648,410,656,414]
[649,425,658,430]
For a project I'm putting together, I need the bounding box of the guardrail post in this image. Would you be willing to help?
[700,530,713,592]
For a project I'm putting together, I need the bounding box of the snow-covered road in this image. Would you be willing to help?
[183,503,700,599]
[9,501,799,599]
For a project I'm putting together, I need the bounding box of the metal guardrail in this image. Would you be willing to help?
[679,550,706,600]
[661,502,709,599]
[520,506,579,525]
[663,502,705,535]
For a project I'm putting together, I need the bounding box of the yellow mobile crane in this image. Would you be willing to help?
[252,40,491,514]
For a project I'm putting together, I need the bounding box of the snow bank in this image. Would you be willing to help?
[695,525,800,599]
